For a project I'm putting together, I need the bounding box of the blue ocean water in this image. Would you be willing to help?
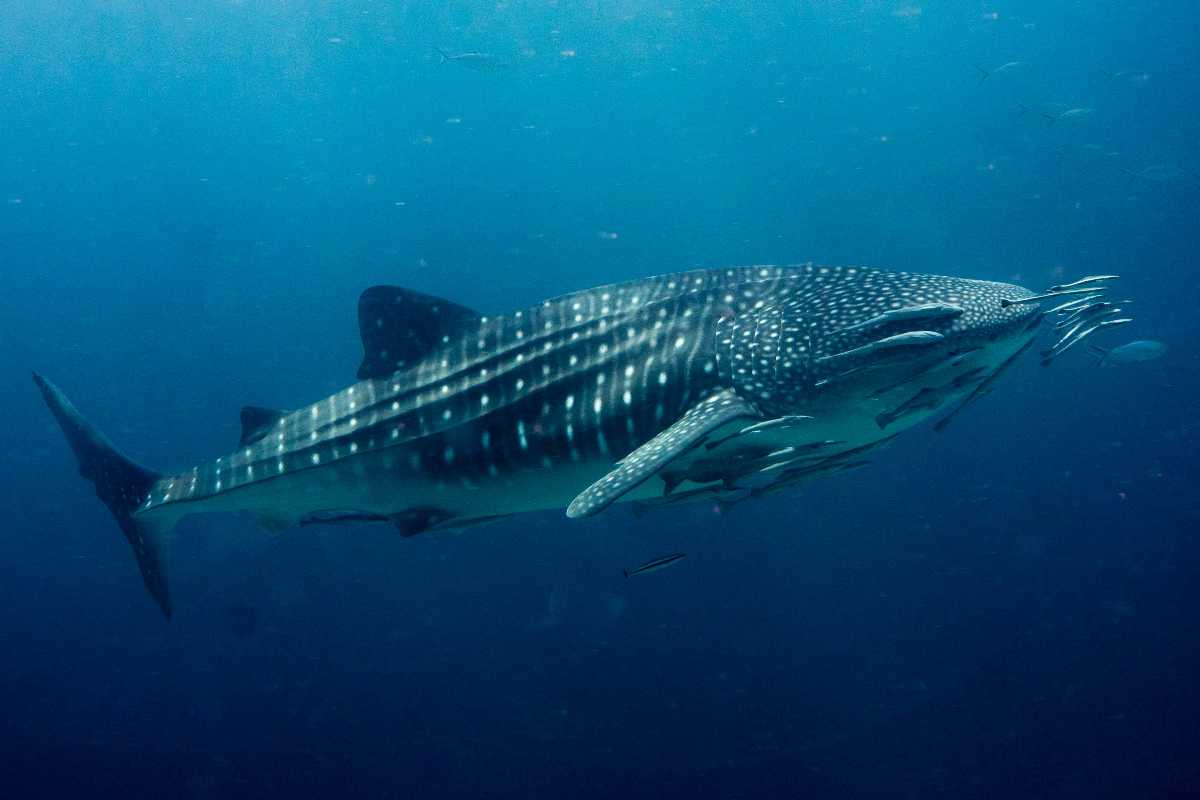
[2,2,1198,797]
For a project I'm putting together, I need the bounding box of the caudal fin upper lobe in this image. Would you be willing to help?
[32,372,173,619]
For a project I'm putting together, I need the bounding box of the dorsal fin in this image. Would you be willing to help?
[239,406,288,448]
[356,286,481,380]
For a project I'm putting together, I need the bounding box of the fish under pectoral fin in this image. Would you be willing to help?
[704,415,813,450]
[298,507,511,536]
[660,470,688,496]
[391,507,458,537]
[299,510,392,527]
[389,507,513,537]
[875,368,987,430]
[934,336,1038,433]
[875,393,925,430]
[632,485,745,516]
[256,512,296,533]
[566,389,761,519]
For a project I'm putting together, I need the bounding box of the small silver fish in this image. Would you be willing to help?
[435,48,511,71]
[974,61,1024,81]
[1043,107,1093,125]
[624,553,687,578]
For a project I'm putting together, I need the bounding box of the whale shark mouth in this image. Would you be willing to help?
[1015,275,1132,365]
[929,274,1130,433]
[992,274,1132,365]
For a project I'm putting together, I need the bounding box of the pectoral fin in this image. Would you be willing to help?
[566,389,759,518]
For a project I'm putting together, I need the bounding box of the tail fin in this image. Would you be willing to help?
[32,373,173,618]
[973,64,990,82]
[434,47,450,63]
[1087,344,1110,366]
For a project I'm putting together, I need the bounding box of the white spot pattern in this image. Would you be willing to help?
[140,264,1037,518]
[566,389,757,518]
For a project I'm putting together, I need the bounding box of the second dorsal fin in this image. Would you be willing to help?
[356,286,481,380]
[239,406,288,447]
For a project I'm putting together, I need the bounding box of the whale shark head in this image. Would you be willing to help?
[714,268,1046,420]
[568,266,1135,520]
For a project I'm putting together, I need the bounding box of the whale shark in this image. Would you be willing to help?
[34,265,1129,618]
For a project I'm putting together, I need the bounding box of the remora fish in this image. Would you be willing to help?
[34,265,1130,617]
[624,553,687,578]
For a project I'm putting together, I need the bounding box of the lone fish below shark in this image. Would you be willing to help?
[34,264,1131,618]
[625,553,687,578]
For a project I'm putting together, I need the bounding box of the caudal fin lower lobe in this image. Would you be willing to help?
[32,372,173,619]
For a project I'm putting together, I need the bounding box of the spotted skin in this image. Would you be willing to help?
[135,265,1034,517]
[37,263,1047,617]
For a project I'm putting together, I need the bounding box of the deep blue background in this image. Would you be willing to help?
[2,2,1198,797]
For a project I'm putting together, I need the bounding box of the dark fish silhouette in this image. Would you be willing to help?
[624,553,687,578]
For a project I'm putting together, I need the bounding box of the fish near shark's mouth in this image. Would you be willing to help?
[921,274,1132,433]
[995,274,1132,365]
